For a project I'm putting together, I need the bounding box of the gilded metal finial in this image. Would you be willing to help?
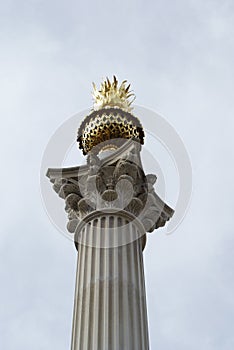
[77,76,144,155]
[92,76,135,112]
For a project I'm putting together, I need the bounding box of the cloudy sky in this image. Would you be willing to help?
[1,0,234,349]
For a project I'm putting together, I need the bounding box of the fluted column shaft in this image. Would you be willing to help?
[71,212,149,350]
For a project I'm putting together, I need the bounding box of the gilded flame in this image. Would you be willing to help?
[92,76,135,112]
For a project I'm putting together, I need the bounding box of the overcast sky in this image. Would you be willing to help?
[1,0,234,349]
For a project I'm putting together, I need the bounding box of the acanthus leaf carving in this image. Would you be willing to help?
[59,183,81,199]
[65,193,82,211]
[124,197,143,216]
[67,219,80,233]
[78,198,94,217]
[47,141,174,237]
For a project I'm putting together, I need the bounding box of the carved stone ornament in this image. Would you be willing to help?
[47,139,174,236]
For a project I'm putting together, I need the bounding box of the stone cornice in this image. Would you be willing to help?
[46,139,141,180]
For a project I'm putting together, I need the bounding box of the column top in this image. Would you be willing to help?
[46,139,174,237]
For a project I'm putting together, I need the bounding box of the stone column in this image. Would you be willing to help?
[71,211,149,350]
[47,140,174,350]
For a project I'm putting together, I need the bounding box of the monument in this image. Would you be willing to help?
[47,76,174,349]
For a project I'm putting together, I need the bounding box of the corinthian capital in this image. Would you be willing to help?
[47,139,174,239]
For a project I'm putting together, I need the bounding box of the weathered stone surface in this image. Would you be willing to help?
[47,139,174,350]
[47,139,174,237]
[71,214,149,350]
